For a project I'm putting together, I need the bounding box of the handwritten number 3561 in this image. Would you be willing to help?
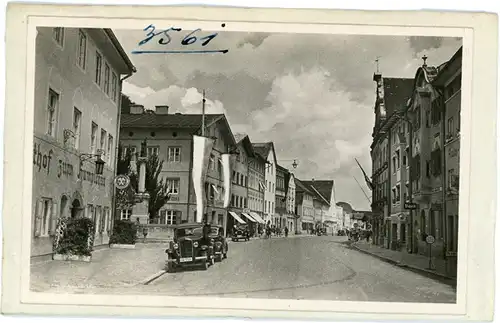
[139,25,219,47]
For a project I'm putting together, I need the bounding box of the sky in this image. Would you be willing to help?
[114,28,462,211]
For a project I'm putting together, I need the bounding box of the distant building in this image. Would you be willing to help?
[337,202,354,229]
[244,135,267,229]
[32,27,135,258]
[300,180,341,234]
[119,107,237,236]
[252,142,277,226]
[275,165,288,229]
[295,178,315,233]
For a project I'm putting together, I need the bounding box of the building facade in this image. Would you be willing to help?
[227,134,259,234]
[295,179,315,233]
[119,108,237,236]
[433,47,462,276]
[275,165,287,229]
[32,27,135,258]
[246,137,267,230]
[253,143,277,226]
[285,172,297,234]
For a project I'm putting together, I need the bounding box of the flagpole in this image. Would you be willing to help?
[202,90,206,137]
[353,176,372,204]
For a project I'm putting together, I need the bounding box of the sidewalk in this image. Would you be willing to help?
[352,241,456,286]
[30,243,167,292]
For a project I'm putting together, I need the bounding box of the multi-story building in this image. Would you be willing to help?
[370,73,414,248]
[31,27,135,258]
[246,136,267,229]
[227,133,261,234]
[119,107,237,235]
[285,172,297,234]
[275,165,287,229]
[252,142,277,226]
[433,46,462,276]
[294,179,315,233]
[407,59,449,257]
[337,202,354,230]
[301,180,341,234]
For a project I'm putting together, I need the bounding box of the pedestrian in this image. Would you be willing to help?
[285,226,289,238]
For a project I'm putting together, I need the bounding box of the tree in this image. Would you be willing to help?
[117,144,171,222]
[115,144,136,212]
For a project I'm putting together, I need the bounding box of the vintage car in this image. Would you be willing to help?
[195,225,228,262]
[165,223,215,272]
[231,224,250,242]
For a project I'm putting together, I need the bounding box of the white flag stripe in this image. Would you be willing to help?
[222,154,231,208]
[192,135,214,223]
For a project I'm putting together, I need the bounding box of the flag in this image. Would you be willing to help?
[192,135,214,223]
[221,154,231,208]
[355,158,375,191]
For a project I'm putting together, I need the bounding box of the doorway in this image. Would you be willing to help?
[71,199,82,218]
[60,195,68,218]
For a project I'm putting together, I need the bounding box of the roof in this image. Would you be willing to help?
[301,180,333,204]
[382,78,414,117]
[234,133,256,157]
[121,113,224,129]
[432,46,463,86]
[252,142,277,164]
[233,133,247,143]
[105,29,136,74]
[294,178,313,194]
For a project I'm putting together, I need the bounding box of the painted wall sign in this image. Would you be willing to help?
[33,141,105,187]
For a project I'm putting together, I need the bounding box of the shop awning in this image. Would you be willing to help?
[228,211,246,224]
[241,213,257,223]
[249,211,266,224]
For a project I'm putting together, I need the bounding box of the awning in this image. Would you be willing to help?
[249,211,266,224]
[241,213,257,223]
[228,211,246,224]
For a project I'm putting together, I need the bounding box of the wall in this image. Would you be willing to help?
[32,27,121,257]
[264,149,276,224]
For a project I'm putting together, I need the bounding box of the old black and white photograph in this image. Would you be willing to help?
[29,25,463,303]
[2,4,497,321]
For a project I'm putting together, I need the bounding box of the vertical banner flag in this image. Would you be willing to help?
[221,154,231,208]
[192,135,215,223]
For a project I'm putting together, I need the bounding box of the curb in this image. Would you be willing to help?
[137,270,166,285]
[351,244,457,287]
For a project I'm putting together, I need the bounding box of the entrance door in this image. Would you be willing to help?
[71,199,82,218]
[60,195,68,219]
[391,223,398,250]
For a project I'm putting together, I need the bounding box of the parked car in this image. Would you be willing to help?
[193,224,228,262]
[232,224,250,242]
[165,223,215,272]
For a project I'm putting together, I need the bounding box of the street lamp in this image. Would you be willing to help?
[80,152,106,175]
[280,159,299,169]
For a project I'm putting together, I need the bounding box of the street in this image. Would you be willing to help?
[32,236,456,303]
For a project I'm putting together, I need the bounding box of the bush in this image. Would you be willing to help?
[53,217,94,256]
[109,220,138,245]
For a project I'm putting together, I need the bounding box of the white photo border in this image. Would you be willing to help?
[2,4,497,321]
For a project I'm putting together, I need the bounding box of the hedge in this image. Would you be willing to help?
[109,220,138,245]
[53,217,94,256]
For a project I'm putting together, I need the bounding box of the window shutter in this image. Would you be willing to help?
[34,199,43,237]
[49,202,58,236]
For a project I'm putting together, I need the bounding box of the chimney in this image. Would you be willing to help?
[155,105,169,115]
[130,104,145,114]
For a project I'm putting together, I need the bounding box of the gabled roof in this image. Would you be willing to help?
[301,180,333,205]
[252,142,277,164]
[233,133,256,157]
[121,113,224,129]
[382,78,414,117]
[294,178,313,194]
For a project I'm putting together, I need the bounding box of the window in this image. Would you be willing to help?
[107,135,113,163]
[39,198,53,237]
[77,30,87,69]
[111,73,118,102]
[95,52,102,85]
[47,89,59,137]
[104,63,110,95]
[166,178,180,194]
[120,209,132,220]
[160,210,178,225]
[167,147,181,162]
[90,122,98,154]
[100,129,107,155]
[395,150,400,169]
[53,27,64,46]
[447,117,454,137]
[73,108,82,149]
[147,146,159,157]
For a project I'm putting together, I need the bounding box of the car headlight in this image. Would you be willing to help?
[173,243,179,249]
[193,242,199,247]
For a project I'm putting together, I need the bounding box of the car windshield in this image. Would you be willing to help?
[192,227,219,235]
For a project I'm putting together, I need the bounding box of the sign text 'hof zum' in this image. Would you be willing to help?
[33,142,106,187]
